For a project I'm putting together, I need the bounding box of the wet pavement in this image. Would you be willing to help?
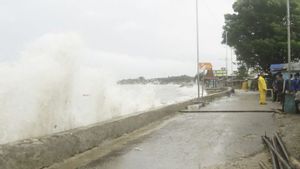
[198,91,281,112]
[78,91,279,169]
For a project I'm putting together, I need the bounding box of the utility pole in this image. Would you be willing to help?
[231,48,233,75]
[287,0,291,72]
[195,0,200,100]
[226,31,228,78]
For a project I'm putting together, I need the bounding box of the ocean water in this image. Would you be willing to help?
[0,33,202,144]
[118,84,200,110]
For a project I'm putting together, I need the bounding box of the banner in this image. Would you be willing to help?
[214,70,227,77]
[198,63,212,70]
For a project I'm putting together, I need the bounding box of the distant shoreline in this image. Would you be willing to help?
[117,75,195,85]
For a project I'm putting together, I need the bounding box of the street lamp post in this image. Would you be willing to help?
[195,0,200,100]
[226,31,228,78]
[231,48,233,75]
[287,0,291,71]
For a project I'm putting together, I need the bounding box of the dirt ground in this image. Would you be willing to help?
[277,113,300,161]
[202,152,271,169]
[202,113,300,169]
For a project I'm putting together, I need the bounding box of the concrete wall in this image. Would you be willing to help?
[0,88,232,169]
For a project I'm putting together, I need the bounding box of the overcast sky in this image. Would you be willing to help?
[0,0,236,79]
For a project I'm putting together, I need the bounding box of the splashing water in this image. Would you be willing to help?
[0,33,200,144]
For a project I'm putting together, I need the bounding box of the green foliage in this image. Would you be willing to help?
[237,64,248,79]
[223,0,300,70]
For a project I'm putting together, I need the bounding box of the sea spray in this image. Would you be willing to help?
[0,33,82,143]
[0,33,198,144]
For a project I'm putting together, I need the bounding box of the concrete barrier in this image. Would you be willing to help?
[0,88,232,169]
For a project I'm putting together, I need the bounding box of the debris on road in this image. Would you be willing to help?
[134,147,143,151]
[262,133,293,169]
[259,161,269,169]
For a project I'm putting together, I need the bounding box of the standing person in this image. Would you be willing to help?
[295,91,300,113]
[277,73,284,103]
[272,74,279,102]
[290,74,297,92]
[293,73,300,113]
[285,74,294,92]
[292,73,300,92]
[258,72,267,105]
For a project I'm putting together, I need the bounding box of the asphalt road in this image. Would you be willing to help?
[79,91,278,169]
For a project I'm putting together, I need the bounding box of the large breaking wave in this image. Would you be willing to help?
[0,33,198,144]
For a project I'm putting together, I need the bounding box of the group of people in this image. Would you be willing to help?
[257,71,300,113]
[287,73,300,92]
[286,73,300,113]
[258,71,300,102]
[273,72,300,98]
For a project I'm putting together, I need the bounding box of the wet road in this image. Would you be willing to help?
[79,91,278,169]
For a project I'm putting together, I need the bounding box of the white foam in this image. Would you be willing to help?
[0,33,200,144]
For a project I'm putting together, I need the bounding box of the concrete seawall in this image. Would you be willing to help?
[0,88,232,169]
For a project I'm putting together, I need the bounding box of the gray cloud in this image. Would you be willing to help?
[0,0,236,78]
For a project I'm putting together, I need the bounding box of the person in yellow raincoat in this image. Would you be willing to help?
[258,72,267,105]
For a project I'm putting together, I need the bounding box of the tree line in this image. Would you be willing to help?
[223,0,300,73]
